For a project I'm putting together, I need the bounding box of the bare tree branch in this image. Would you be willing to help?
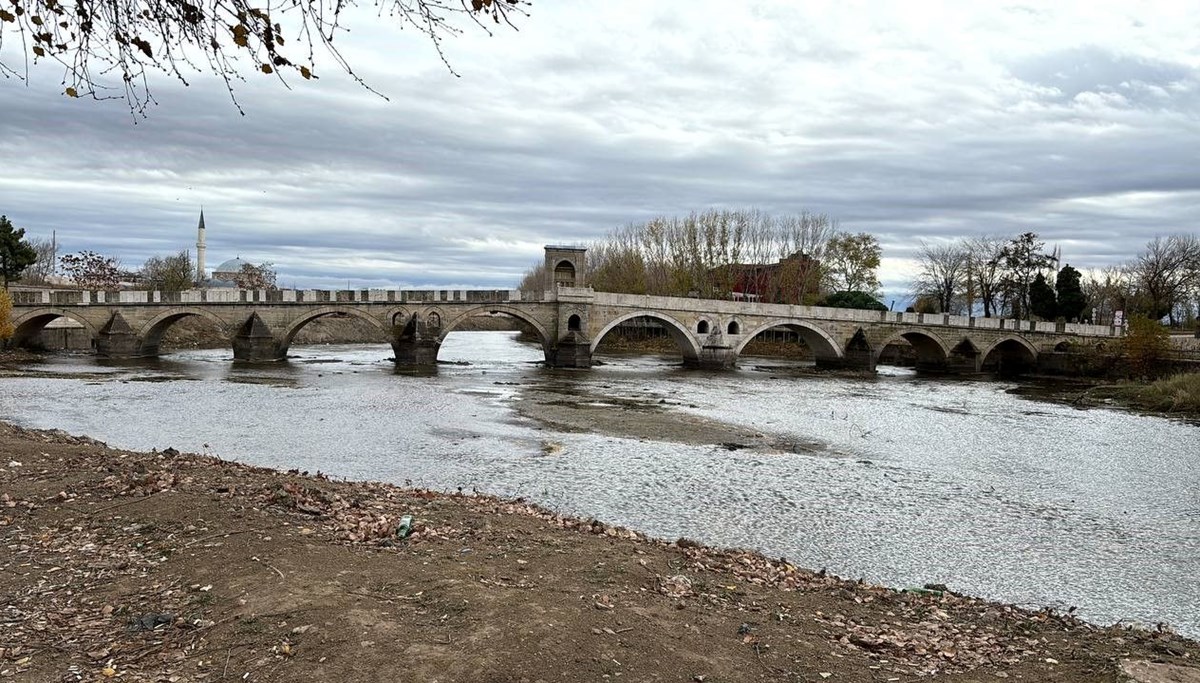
[0,0,528,115]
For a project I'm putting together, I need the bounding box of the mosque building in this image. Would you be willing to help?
[194,210,260,288]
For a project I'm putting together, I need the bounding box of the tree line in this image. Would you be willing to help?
[519,209,885,308]
[517,210,1198,326]
[0,215,277,291]
[911,232,1200,325]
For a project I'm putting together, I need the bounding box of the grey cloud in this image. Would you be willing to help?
[3,9,1199,308]
[1009,45,1197,107]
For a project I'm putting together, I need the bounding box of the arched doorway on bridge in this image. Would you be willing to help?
[733,320,843,368]
[591,314,699,366]
[9,311,96,352]
[431,307,550,368]
[138,311,229,358]
[278,309,392,359]
[980,338,1037,376]
[738,324,817,365]
[875,330,949,371]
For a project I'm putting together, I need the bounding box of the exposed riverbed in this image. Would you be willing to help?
[2,331,1196,637]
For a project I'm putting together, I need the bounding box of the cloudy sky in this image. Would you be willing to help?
[2,1,1198,302]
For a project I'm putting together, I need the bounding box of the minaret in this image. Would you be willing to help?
[195,210,207,284]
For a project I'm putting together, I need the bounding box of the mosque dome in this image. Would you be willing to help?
[214,257,252,275]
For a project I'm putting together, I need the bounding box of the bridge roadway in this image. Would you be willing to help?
[9,286,1123,373]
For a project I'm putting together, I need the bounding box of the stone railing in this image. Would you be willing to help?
[590,291,1124,338]
[10,288,524,306]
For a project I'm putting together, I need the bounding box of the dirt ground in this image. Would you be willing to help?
[1,423,1197,682]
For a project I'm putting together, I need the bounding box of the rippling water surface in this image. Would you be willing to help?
[2,332,1197,637]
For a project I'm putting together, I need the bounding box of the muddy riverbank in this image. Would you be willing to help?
[1,422,1197,682]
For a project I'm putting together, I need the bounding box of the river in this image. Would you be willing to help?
[2,331,1197,637]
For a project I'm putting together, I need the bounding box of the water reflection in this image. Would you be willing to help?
[1,331,1196,637]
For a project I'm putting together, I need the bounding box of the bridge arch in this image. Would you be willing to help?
[137,308,232,356]
[733,319,843,362]
[590,312,701,363]
[11,308,99,348]
[438,305,552,353]
[873,329,951,367]
[278,306,391,355]
[979,335,1038,374]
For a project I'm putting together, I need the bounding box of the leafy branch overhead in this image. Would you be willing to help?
[0,0,526,114]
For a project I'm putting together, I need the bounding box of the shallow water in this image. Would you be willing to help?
[2,332,1197,637]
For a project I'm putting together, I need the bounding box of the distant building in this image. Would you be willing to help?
[196,210,207,282]
[210,257,256,287]
[192,212,260,288]
[709,252,823,305]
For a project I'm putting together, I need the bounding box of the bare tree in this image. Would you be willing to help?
[233,262,277,290]
[639,217,672,296]
[588,231,647,296]
[1129,234,1200,326]
[1,0,527,115]
[60,250,122,289]
[911,241,969,314]
[21,236,58,284]
[140,250,195,291]
[521,209,839,304]
[774,212,833,305]
[516,261,548,300]
[1081,266,1133,325]
[964,235,1005,318]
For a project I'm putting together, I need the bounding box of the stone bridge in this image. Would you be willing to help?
[9,287,1122,375]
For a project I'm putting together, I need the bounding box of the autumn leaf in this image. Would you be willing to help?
[65,86,78,97]
[32,45,45,56]
[0,9,13,21]
[261,63,272,74]
[299,65,311,80]
[231,23,248,47]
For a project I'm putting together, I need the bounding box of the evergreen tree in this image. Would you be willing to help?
[821,290,887,311]
[999,232,1057,318]
[1055,264,1087,322]
[1028,272,1058,320]
[0,215,38,288]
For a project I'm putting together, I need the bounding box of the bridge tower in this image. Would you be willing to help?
[544,245,587,291]
[543,246,592,368]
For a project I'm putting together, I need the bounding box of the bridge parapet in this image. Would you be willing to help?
[589,292,1123,339]
[11,288,525,306]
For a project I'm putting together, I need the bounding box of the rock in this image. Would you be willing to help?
[1120,660,1200,683]
[130,613,176,632]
